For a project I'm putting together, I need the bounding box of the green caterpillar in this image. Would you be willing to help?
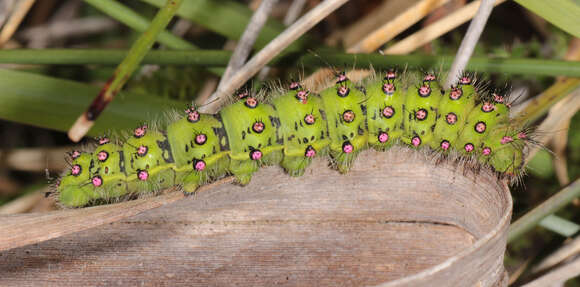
[56,70,528,207]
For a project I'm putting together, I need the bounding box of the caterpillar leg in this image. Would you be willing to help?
[229,159,259,185]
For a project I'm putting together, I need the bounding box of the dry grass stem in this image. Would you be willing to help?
[0,177,235,251]
[532,235,580,273]
[0,191,44,215]
[444,0,496,89]
[522,256,580,287]
[382,0,506,56]
[0,189,184,251]
[347,0,451,53]
[200,0,349,114]
[525,90,580,165]
[19,17,117,48]
[1,147,69,172]
[0,0,35,47]
[217,0,278,90]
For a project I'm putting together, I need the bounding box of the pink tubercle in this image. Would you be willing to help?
[195,134,207,145]
[92,176,103,187]
[418,85,431,97]
[337,86,349,97]
[411,136,421,147]
[342,142,354,153]
[137,145,148,156]
[382,83,395,95]
[250,150,263,161]
[337,73,348,83]
[187,110,200,123]
[296,90,309,104]
[518,132,527,139]
[71,150,82,159]
[305,146,316,158]
[460,76,471,85]
[446,113,457,125]
[501,136,513,145]
[482,147,492,156]
[304,114,315,125]
[245,97,258,108]
[289,81,301,90]
[449,87,462,100]
[493,93,504,103]
[134,125,148,138]
[464,143,474,153]
[194,160,206,171]
[481,102,495,112]
[252,122,265,133]
[342,110,355,123]
[97,151,108,162]
[475,122,486,133]
[138,170,149,181]
[415,109,427,120]
[71,164,81,176]
[424,74,436,81]
[237,90,250,99]
[440,140,450,151]
[382,106,394,118]
[385,70,396,80]
[378,132,389,143]
[98,137,110,145]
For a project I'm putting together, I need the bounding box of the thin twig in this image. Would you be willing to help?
[347,0,450,53]
[19,17,117,48]
[524,90,580,165]
[521,256,580,287]
[257,0,307,80]
[508,179,580,243]
[532,234,580,273]
[217,0,278,91]
[382,0,506,56]
[0,0,35,47]
[444,0,496,89]
[67,0,184,142]
[283,0,307,26]
[200,0,350,114]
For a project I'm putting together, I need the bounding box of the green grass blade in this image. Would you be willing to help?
[140,0,309,51]
[84,0,195,50]
[0,68,185,136]
[2,49,580,77]
[508,179,580,243]
[539,215,580,237]
[514,0,580,38]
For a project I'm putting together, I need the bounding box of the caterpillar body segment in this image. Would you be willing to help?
[365,70,405,150]
[402,73,443,148]
[272,84,330,177]
[121,127,176,194]
[431,80,477,152]
[58,152,95,207]
[319,74,368,173]
[57,70,529,208]
[219,95,284,185]
[91,142,128,200]
[166,110,229,193]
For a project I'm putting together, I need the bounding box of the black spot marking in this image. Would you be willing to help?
[157,138,174,163]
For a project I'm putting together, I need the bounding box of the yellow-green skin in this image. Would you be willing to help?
[365,74,405,150]
[219,97,283,185]
[166,112,229,193]
[58,153,97,207]
[319,77,368,173]
[57,72,527,208]
[430,84,477,151]
[402,75,443,147]
[272,86,330,176]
